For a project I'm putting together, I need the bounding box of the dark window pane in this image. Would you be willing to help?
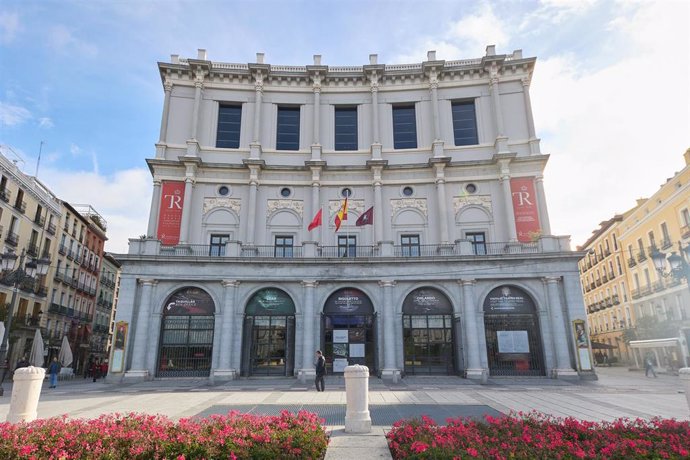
[452,102,478,146]
[277,107,300,150]
[216,105,242,148]
[338,235,356,257]
[393,106,417,149]
[335,107,358,151]
[467,232,486,255]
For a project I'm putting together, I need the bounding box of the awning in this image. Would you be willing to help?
[590,341,617,350]
[629,338,680,349]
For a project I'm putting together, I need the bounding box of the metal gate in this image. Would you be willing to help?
[484,313,546,376]
[157,315,215,377]
[241,315,295,376]
[402,314,455,375]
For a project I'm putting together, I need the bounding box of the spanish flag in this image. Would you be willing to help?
[334,197,348,232]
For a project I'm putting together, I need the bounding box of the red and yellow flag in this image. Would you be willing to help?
[334,197,348,232]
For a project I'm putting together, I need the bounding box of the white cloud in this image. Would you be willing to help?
[531,0,690,246]
[38,117,53,128]
[48,25,97,57]
[0,12,20,44]
[38,167,151,254]
[0,101,31,126]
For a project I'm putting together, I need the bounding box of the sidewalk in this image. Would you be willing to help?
[0,366,687,460]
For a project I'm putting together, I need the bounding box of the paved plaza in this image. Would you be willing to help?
[1,366,688,459]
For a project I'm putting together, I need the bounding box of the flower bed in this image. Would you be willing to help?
[0,410,328,459]
[386,412,690,459]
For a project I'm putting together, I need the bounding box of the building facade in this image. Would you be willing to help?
[96,253,120,361]
[114,47,589,383]
[0,152,61,368]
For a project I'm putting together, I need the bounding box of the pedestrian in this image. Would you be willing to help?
[84,356,93,379]
[644,354,657,378]
[314,350,326,392]
[91,359,101,382]
[602,354,609,367]
[100,360,108,379]
[15,356,29,370]
[48,357,61,388]
[595,351,603,366]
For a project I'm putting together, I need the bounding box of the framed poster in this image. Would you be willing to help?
[333,358,348,373]
[497,330,529,353]
[333,329,349,343]
[350,343,365,358]
[333,343,348,358]
[573,319,592,371]
[110,321,128,373]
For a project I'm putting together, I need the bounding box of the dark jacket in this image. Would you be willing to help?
[48,362,61,375]
[315,356,326,376]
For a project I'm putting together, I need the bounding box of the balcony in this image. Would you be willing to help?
[631,288,641,299]
[595,279,602,287]
[637,251,647,262]
[34,215,45,227]
[660,237,672,249]
[0,188,10,203]
[604,249,611,257]
[682,225,690,240]
[628,258,637,267]
[5,231,18,247]
[46,222,56,235]
[48,302,61,314]
[67,307,75,317]
[34,285,48,297]
[653,280,665,292]
[66,250,75,260]
[13,200,26,214]
[58,244,67,256]
[27,242,39,257]
[609,272,616,280]
[602,274,608,283]
[612,294,620,305]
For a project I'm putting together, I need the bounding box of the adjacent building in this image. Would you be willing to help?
[114,46,590,383]
[96,253,121,361]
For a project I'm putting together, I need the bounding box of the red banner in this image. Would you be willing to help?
[510,177,541,242]
[157,181,185,245]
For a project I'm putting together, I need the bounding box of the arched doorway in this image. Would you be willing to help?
[241,288,296,376]
[402,287,456,375]
[157,287,215,377]
[483,285,546,376]
[322,288,376,375]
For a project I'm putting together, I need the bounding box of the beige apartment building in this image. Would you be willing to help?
[578,209,638,365]
[618,150,690,369]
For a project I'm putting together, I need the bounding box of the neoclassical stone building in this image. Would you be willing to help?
[113,46,591,383]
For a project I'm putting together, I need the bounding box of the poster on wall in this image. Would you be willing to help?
[350,343,365,358]
[573,320,593,370]
[157,181,186,245]
[497,330,530,353]
[333,343,348,358]
[333,329,349,343]
[110,321,128,373]
[333,358,348,373]
[510,177,541,242]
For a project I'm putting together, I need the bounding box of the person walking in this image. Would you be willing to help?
[644,354,657,378]
[91,359,101,382]
[314,350,326,392]
[48,357,61,389]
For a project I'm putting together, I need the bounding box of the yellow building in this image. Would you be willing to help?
[0,152,62,369]
[617,149,690,369]
[578,207,638,365]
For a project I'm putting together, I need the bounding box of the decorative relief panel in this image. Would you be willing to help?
[203,198,241,215]
[453,195,493,214]
[328,200,364,216]
[266,199,304,217]
[390,198,428,217]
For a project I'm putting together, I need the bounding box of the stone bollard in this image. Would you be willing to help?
[7,366,45,423]
[680,367,690,414]
[344,364,371,433]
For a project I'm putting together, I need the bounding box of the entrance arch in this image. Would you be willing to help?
[402,287,456,375]
[483,285,546,376]
[322,288,377,375]
[157,287,215,377]
[241,288,296,376]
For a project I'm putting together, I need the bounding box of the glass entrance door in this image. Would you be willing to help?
[403,314,454,375]
[247,315,294,376]
[322,314,376,374]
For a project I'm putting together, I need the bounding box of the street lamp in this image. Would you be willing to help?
[652,243,690,291]
[0,249,50,396]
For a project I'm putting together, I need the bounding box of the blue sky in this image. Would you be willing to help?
[1,0,689,253]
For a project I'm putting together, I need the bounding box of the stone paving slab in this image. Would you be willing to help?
[325,428,392,460]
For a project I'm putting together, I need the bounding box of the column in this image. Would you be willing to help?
[178,177,194,244]
[190,74,203,141]
[310,168,321,244]
[373,167,384,243]
[370,72,382,160]
[534,175,552,235]
[215,280,239,379]
[488,65,509,153]
[250,73,264,159]
[300,281,317,381]
[146,180,162,237]
[545,277,578,377]
[429,71,445,158]
[379,280,400,381]
[313,85,321,145]
[499,160,518,241]
[245,167,259,245]
[156,80,173,157]
[522,77,540,154]
[460,280,484,379]
[126,279,156,377]
[434,164,450,244]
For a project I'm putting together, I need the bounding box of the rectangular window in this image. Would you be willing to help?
[612,233,618,250]
[451,101,478,146]
[216,105,242,148]
[466,232,487,255]
[274,235,294,258]
[276,106,300,150]
[400,234,420,257]
[334,106,358,151]
[338,235,356,258]
[660,222,671,248]
[682,208,690,226]
[392,105,417,149]
[209,234,229,257]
